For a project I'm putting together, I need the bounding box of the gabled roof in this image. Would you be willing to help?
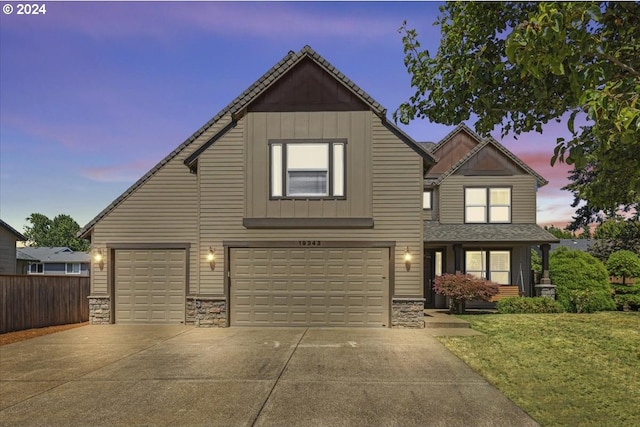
[428,127,548,187]
[79,45,435,238]
[0,219,26,241]
[430,123,483,155]
[17,247,90,263]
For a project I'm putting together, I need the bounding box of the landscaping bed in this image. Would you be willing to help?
[0,322,88,346]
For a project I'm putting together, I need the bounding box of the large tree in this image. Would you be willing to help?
[396,2,639,217]
[23,213,89,252]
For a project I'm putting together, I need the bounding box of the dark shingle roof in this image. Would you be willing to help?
[79,45,435,238]
[0,219,26,241]
[424,222,559,244]
[17,247,90,263]
[550,239,600,252]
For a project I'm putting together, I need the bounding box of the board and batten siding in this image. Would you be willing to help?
[198,111,424,298]
[90,115,236,295]
[439,175,537,224]
[245,111,371,219]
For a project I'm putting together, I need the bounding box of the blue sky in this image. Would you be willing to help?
[0,1,575,234]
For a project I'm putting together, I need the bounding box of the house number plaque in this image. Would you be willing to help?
[298,240,321,247]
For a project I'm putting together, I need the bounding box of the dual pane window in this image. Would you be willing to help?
[423,190,432,210]
[465,187,511,223]
[465,250,511,284]
[271,141,345,198]
[66,263,81,274]
[29,263,44,274]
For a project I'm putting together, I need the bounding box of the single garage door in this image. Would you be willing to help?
[114,249,186,324]
[230,247,389,327]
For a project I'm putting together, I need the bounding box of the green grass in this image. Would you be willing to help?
[439,312,640,427]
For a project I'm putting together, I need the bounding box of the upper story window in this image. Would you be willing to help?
[66,263,81,274]
[423,190,432,210]
[29,263,44,274]
[465,187,511,223]
[270,140,345,199]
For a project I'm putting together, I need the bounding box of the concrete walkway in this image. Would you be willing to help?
[0,325,538,427]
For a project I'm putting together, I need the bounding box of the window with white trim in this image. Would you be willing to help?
[66,263,81,274]
[465,187,511,223]
[423,190,432,209]
[29,263,44,274]
[465,250,511,284]
[270,141,345,198]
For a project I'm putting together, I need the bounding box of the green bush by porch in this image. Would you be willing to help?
[496,296,563,314]
[549,247,615,313]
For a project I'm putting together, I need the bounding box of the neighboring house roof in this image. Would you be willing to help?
[79,45,435,239]
[17,247,90,263]
[550,239,600,252]
[0,219,26,241]
[16,250,40,262]
[425,123,549,188]
[424,223,559,244]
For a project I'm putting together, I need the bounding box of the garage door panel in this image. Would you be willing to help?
[115,249,186,324]
[230,247,389,327]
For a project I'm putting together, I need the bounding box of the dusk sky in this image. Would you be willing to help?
[0,1,577,235]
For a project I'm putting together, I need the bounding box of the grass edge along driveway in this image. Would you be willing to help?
[439,312,640,427]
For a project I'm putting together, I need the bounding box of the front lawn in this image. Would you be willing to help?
[439,312,640,427]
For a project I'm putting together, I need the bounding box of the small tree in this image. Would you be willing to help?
[433,273,499,314]
[606,250,640,286]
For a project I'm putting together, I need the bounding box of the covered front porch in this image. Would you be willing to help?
[423,223,559,309]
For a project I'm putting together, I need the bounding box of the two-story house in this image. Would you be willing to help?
[79,46,556,327]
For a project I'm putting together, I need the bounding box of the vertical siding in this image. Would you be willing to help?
[245,111,372,219]
[198,111,424,297]
[439,175,537,224]
[90,116,234,295]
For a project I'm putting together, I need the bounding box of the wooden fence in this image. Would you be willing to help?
[0,275,90,334]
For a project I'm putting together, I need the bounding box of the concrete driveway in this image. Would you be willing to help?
[0,326,539,427]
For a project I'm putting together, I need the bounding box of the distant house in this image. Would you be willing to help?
[0,219,26,274]
[17,247,91,276]
[550,239,600,253]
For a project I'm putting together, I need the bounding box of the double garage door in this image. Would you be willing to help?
[114,249,186,324]
[113,246,390,327]
[230,247,390,327]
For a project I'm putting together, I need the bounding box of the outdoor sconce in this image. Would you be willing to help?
[207,247,216,271]
[94,249,104,271]
[404,247,412,271]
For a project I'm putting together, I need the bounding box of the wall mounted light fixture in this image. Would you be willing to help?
[404,247,412,271]
[207,247,216,271]
[94,249,105,271]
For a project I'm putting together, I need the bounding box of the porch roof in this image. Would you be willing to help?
[424,222,559,244]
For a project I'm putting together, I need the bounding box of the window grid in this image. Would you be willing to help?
[464,187,511,223]
[465,250,511,285]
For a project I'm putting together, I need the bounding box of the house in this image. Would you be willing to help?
[79,46,556,327]
[0,219,26,274]
[550,239,599,253]
[421,125,559,308]
[17,247,91,276]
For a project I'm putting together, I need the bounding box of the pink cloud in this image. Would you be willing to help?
[82,160,156,183]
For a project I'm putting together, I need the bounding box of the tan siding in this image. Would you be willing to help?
[198,112,424,298]
[439,175,537,224]
[0,229,18,275]
[245,111,372,219]
[90,116,234,296]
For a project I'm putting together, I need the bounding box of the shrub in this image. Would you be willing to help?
[614,294,640,311]
[611,282,640,295]
[606,250,640,285]
[497,297,564,314]
[550,247,616,313]
[433,273,499,314]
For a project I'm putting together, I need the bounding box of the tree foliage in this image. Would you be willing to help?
[396,1,640,215]
[549,247,615,312]
[544,225,575,239]
[589,218,640,261]
[23,213,89,252]
[605,250,640,285]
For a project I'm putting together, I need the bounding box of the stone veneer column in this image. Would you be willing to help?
[391,298,425,328]
[535,243,556,298]
[186,297,227,327]
[88,296,111,324]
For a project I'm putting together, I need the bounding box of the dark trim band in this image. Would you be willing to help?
[242,217,374,229]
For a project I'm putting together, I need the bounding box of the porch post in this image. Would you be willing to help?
[535,243,556,299]
[453,244,462,274]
